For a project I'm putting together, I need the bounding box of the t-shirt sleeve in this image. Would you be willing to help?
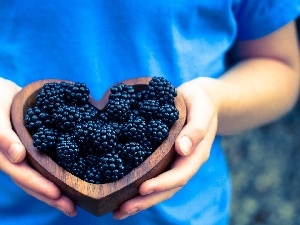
[233,0,300,40]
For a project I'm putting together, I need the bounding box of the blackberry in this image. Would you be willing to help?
[147,76,177,104]
[76,122,118,154]
[147,119,169,147]
[65,82,90,105]
[139,137,155,157]
[92,123,118,153]
[120,142,147,167]
[68,157,87,179]
[138,99,160,120]
[35,82,66,113]
[83,165,102,184]
[121,117,147,142]
[56,134,80,166]
[52,105,81,131]
[156,104,179,127]
[105,98,131,122]
[32,126,58,156]
[78,103,100,122]
[109,83,135,104]
[127,109,142,120]
[98,153,129,183]
[73,121,97,149]
[97,111,109,123]
[134,89,151,104]
[108,121,124,137]
[25,106,51,133]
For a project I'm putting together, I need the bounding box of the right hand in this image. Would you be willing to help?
[0,78,77,217]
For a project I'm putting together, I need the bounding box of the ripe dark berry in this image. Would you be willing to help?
[84,165,102,184]
[52,105,81,131]
[36,82,65,113]
[121,117,147,142]
[108,121,124,137]
[98,153,129,183]
[120,142,147,167]
[56,135,80,166]
[138,99,160,119]
[147,76,177,104]
[147,119,169,147]
[73,121,97,149]
[105,98,131,122]
[78,103,100,122]
[65,82,90,105]
[127,109,142,120]
[156,104,179,127]
[25,106,51,133]
[68,157,87,179]
[92,124,118,153]
[109,83,135,104]
[32,126,58,156]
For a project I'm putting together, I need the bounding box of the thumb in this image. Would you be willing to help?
[0,128,26,163]
[175,84,216,156]
[175,124,206,156]
[0,78,25,163]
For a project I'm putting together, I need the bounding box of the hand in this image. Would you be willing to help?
[0,78,77,217]
[113,79,218,220]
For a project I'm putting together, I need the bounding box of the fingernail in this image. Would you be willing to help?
[57,207,76,217]
[8,142,23,163]
[179,136,192,155]
[119,208,139,220]
[57,207,68,216]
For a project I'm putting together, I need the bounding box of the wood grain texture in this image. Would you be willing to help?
[11,77,186,216]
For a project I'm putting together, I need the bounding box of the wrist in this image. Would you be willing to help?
[191,77,225,118]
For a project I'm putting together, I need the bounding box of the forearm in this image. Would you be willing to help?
[197,57,299,135]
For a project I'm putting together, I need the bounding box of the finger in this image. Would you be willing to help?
[0,151,61,200]
[22,186,77,217]
[113,187,180,220]
[176,85,215,156]
[0,129,26,163]
[140,115,218,195]
[0,110,26,163]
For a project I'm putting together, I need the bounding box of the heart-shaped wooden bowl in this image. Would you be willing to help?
[11,77,186,216]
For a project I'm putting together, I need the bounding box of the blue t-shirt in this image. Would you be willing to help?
[0,1,299,224]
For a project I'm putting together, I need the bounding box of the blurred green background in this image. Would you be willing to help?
[223,18,300,225]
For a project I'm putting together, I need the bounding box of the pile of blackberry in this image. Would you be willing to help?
[24,77,179,184]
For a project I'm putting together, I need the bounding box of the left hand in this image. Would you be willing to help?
[113,79,219,220]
